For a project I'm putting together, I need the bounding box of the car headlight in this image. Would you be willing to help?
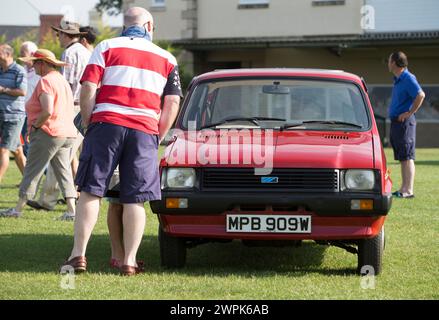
[163,168,196,189]
[343,170,375,190]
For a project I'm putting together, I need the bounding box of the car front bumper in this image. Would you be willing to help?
[151,192,392,216]
[158,213,386,240]
[151,192,391,240]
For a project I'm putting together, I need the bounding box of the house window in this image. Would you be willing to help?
[151,0,165,7]
[238,0,269,9]
[312,0,345,6]
[239,0,269,4]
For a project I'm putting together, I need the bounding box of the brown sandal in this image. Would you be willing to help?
[120,264,144,276]
[61,256,87,273]
[110,258,144,271]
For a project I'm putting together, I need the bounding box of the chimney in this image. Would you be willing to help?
[39,14,63,42]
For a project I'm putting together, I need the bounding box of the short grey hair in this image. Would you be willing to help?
[124,7,153,27]
[21,41,38,55]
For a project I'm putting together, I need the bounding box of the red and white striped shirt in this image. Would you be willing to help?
[80,36,182,134]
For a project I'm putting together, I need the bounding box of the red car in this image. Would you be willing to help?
[151,68,392,274]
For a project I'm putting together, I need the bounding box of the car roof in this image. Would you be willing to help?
[194,68,364,84]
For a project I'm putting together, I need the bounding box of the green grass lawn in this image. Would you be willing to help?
[0,148,438,300]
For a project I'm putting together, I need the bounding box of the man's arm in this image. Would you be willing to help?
[79,81,98,127]
[158,95,181,143]
[33,93,54,128]
[398,91,426,122]
[0,85,26,97]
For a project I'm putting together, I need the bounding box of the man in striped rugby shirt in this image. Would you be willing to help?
[63,7,182,276]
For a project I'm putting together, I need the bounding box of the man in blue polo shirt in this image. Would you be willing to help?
[0,44,27,185]
[388,51,425,199]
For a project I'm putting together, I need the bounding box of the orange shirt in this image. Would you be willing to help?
[25,71,76,137]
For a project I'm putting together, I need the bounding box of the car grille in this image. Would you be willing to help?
[201,168,339,192]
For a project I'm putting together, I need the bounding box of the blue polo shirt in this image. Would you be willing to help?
[388,69,422,120]
[0,62,27,121]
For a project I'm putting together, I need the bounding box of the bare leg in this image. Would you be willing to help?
[400,159,415,195]
[12,146,26,175]
[69,134,83,179]
[69,192,100,260]
[71,156,79,179]
[122,203,146,267]
[0,147,10,183]
[107,202,125,263]
[399,161,405,193]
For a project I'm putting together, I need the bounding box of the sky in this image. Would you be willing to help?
[0,0,123,27]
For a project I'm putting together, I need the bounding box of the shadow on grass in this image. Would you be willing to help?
[389,160,439,166]
[0,201,20,207]
[0,234,356,276]
[0,184,20,189]
[0,201,67,212]
[414,160,439,166]
[181,241,356,276]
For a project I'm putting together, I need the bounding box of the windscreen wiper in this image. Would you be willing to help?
[250,116,286,122]
[281,120,363,130]
[199,116,285,130]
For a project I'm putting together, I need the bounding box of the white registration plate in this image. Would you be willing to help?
[226,214,312,233]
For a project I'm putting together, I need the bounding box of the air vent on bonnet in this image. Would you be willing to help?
[324,134,349,140]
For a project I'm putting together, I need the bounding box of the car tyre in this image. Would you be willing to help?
[357,226,384,275]
[159,226,187,268]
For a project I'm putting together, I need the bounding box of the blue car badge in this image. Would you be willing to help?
[261,177,279,184]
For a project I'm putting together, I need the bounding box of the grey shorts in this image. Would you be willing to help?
[0,117,25,151]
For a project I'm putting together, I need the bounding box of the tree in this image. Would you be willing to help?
[95,23,119,44]
[155,41,193,93]
[96,0,123,16]
[8,24,118,61]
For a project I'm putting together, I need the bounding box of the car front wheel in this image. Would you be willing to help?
[159,226,187,268]
[357,226,385,275]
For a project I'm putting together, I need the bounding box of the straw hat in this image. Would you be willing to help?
[19,49,67,67]
[51,20,87,36]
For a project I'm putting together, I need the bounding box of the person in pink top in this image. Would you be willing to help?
[0,49,77,218]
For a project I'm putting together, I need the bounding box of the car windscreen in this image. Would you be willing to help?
[181,78,370,131]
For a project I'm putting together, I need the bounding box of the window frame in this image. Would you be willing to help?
[238,0,269,9]
[151,0,165,7]
[239,0,269,4]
